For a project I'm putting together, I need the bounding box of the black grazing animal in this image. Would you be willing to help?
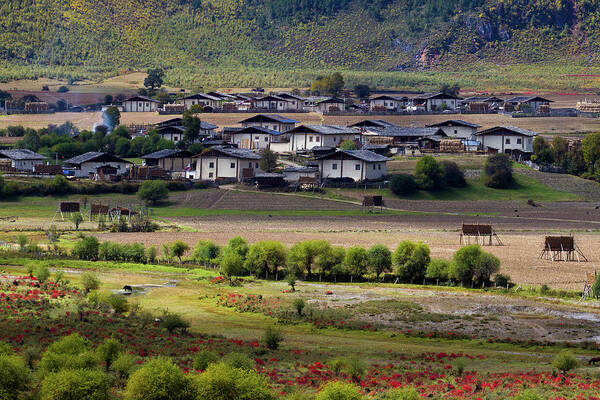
[123,285,133,292]
[588,357,600,365]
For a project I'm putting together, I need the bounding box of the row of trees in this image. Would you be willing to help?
[532,136,586,176]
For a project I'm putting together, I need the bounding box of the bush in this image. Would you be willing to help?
[483,154,513,188]
[425,259,451,281]
[451,244,499,285]
[329,356,366,380]
[440,161,466,187]
[493,273,512,288]
[34,265,51,282]
[39,334,97,375]
[264,326,284,350]
[473,252,500,284]
[192,350,219,370]
[160,312,190,333]
[57,86,69,93]
[293,298,306,316]
[96,338,121,371]
[552,350,578,374]
[389,174,417,196]
[113,353,137,378]
[223,352,254,371]
[81,271,101,294]
[0,342,13,356]
[0,355,29,400]
[73,236,99,260]
[124,357,196,400]
[193,362,276,400]
[40,369,109,400]
[414,156,444,191]
[376,387,421,400]
[315,381,364,400]
[71,212,84,230]
[392,241,430,283]
[137,180,169,205]
[107,294,129,314]
[512,390,544,400]
[171,241,189,265]
[146,246,157,263]
[367,245,392,278]
[344,246,368,278]
[192,240,220,264]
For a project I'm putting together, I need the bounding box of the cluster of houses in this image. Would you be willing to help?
[1,114,537,186]
[118,91,553,115]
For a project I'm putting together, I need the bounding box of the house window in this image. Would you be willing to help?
[249,163,252,168]
[505,138,511,144]
[309,136,313,142]
[138,102,142,108]
[209,172,214,178]
[517,138,522,144]
[454,130,458,135]
[255,163,259,168]
[273,125,277,131]
[316,136,320,142]
[174,136,178,141]
[264,137,269,142]
[333,137,337,142]
[373,164,376,170]
[209,162,214,168]
[145,102,149,107]
[378,164,381,170]
[332,163,338,170]
[230,162,235,168]
[355,164,361,171]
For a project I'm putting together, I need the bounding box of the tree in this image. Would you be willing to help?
[39,334,97,375]
[392,241,430,282]
[264,326,283,350]
[170,241,189,265]
[124,357,196,400]
[425,259,451,281]
[311,73,344,96]
[315,381,364,400]
[34,265,51,283]
[551,136,569,165]
[40,369,109,400]
[245,241,287,278]
[73,236,100,260]
[259,148,278,172]
[182,110,202,144]
[344,246,368,278]
[552,350,578,374]
[287,240,327,278]
[144,68,165,90]
[439,83,460,97]
[451,244,499,285]
[220,250,245,282]
[137,181,169,205]
[367,245,392,278]
[473,252,500,284]
[104,94,113,105]
[96,338,121,372]
[414,156,444,191]
[483,154,513,188]
[192,240,220,265]
[339,139,356,150]
[71,212,84,230]
[193,350,219,370]
[440,161,466,187]
[354,84,371,99]
[0,355,29,400]
[389,174,417,196]
[226,236,249,258]
[81,271,100,294]
[160,313,190,334]
[315,244,345,277]
[57,86,69,93]
[532,136,552,164]
[193,362,276,400]
[104,106,121,131]
[582,132,600,171]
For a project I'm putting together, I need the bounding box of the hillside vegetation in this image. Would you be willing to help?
[2,0,600,89]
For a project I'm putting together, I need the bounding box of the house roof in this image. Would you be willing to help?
[462,96,504,103]
[0,149,46,161]
[64,152,132,166]
[348,119,397,129]
[419,135,445,143]
[427,120,481,128]
[414,92,463,100]
[141,149,194,160]
[288,125,357,135]
[221,127,243,135]
[195,146,261,160]
[181,93,221,101]
[155,118,183,128]
[233,126,285,136]
[257,95,287,102]
[283,166,318,173]
[239,114,299,124]
[370,95,408,101]
[277,93,305,101]
[362,144,391,150]
[206,91,236,100]
[318,149,391,162]
[124,95,160,103]
[476,126,537,137]
[366,126,444,138]
[505,96,553,103]
[317,97,345,104]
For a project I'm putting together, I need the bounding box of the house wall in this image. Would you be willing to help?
[291,133,323,151]
[319,159,385,181]
[283,170,318,182]
[193,157,262,181]
[438,126,477,139]
[157,157,192,171]
[317,102,344,113]
[12,159,40,171]
[364,162,388,180]
[123,100,158,112]
[270,141,291,153]
[231,133,271,150]
[426,98,458,111]
[178,98,218,109]
[242,122,294,133]
[71,162,129,178]
[321,134,356,148]
[370,99,399,111]
[479,134,533,153]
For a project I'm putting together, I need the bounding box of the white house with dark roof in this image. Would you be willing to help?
[348,119,397,130]
[504,96,552,113]
[412,93,463,112]
[254,95,291,111]
[229,126,287,150]
[123,96,160,112]
[140,149,194,172]
[276,93,305,110]
[314,97,345,113]
[363,126,445,146]
[0,149,46,171]
[177,93,221,110]
[317,150,391,181]
[188,146,262,181]
[63,152,132,178]
[369,95,408,112]
[476,126,536,155]
[155,121,217,143]
[287,125,359,151]
[427,120,481,140]
[239,114,298,133]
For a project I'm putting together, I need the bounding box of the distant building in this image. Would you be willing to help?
[276,93,305,110]
[229,126,287,151]
[314,97,345,113]
[504,96,552,113]
[412,93,463,112]
[426,120,481,140]
[63,152,132,178]
[287,125,358,151]
[188,146,262,181]
[122,96,160,112]
[369,95,408,112]
[177,93,221,110]
[476,126,537,156]
[239,114,298,133]
[317,150,390,182]
[254,95,291,111]
[348,119,397,130]
[363,126,445,146]
[141,149,194,173]
[153,118,217,143]
[0,149,46,171]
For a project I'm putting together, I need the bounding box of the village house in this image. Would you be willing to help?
[177,93,221,110]
[504,96,553,113]
[348,119,397,130]
[276,93,305,110]
[317,150,390,182]
[63,152,132,178]
[140,149,194,175]
[206,91,236,101]
[229,126,287,151]
[0,149,46,171]
[287,125,359,151]
[188,146,262,181]
[476,126,536,157]
[313,97,345,113]
[254,95,291,111]
[122,95,160,112]
[154,118,217,143]
[363,126,445,147]
[412,93,463,112]
[282,166,319,183]
[239,114,298,133]
[427,120,481,140]
[369,95,408,112]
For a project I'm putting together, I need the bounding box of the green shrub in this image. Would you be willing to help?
[512,389,543,400]
[113,353,138,379]
[16,234,28,251]
[81,271,101,294]
[483,154,513,188]
[375,387,420,400]
[552,350,578,374]
[71,212,84,230]
[193,362,276,400]
[96,338,121,371]
[160,312,190,333]
[440,160,466,187]
[392,241,430,283]
[344,246,368,278]
[146,246,157,263]
[293,298,306,316]
[367,245,392,278]
[493,273,512,288]
[40,369,109,400]
[57,86,69,93]
[425,259,451,281]
[389,174,417,196]
[223,352,254,371]
[39,334,98,375]
[414,156,444,191]
[124,357,196,400]
[137,180,169,205]
[192,350,219,370]
[73,236,100,260]
[451,244,499,285]
[107,294,129,314]
[54,270,65,283]
[0,355,29,400]
[0,342,13,356]
[171,241,190,265]
[315,381,364,400]
[192,240,220,264]
[264,326,284,350]
[34,265,51,283]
